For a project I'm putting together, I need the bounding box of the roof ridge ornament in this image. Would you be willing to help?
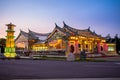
[63,21,67,27]
[55,23,59,28]
[88,26,90,31]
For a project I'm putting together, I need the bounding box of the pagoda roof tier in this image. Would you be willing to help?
[6,22,16,27]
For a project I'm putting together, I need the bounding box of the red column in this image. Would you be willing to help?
[75,40,78,53]
[68,41,70,47]
[103,43,108,52]
[98,42,101,53]
[68,41,70,52]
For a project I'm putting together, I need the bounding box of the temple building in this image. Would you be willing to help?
[15,29,50,51]
[47,22,106,56]
[15,22,118,56]
[105,34,120,55]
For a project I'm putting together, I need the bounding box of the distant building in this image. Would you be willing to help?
[15,22,118,56]
[106,34,120,55]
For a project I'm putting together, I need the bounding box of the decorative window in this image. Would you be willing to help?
[108,46,114,51]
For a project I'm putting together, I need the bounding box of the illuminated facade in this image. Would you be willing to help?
[15,22,118,56]
[4,23,16,58]
[15,29,50,51]
[15,30,29,50]
[105,34,118,56]
[47,22,108,56]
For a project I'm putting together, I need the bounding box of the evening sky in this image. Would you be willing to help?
[0,0,120,38]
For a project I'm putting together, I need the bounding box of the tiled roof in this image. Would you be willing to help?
[29,29,50,40]
[20,30,29,38]
[29,29,50,36]
[16,22,105,43]
[63,22,104,39]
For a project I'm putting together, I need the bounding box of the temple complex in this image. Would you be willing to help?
[15,22,118,56]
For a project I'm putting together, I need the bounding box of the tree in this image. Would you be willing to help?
[115,34,120,54]
[0,38,6,53]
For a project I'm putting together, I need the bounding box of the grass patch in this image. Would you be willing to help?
[32,55,106,62]
[75,58,106,62]
[32,56,66,61]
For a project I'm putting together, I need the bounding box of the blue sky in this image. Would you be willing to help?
[0,0,120,38]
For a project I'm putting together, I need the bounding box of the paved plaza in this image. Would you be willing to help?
[0,59,120,80]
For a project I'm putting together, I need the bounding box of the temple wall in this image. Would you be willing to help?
[15,34,28,50]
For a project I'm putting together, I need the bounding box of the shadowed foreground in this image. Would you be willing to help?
[0,59,120,80]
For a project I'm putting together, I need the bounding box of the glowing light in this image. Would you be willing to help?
[4,53,16,58]
[16,42,25,48]
[107,44,115,46]
[4,23,16,58]
[70,36,78,40]
[101,40,106,42]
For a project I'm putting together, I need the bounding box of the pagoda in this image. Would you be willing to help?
[4,23,16,58]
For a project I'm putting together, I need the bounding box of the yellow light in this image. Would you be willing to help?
[16,42,25,48]
[70,36,78,40]
[4,53,11,57]
[75,37,78,40]
[102,40,106,42]
[4,23,16,58]
[10,53,17,58]
[107,44,115,46]
[4,53,17,58]
[79,36,85,38]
